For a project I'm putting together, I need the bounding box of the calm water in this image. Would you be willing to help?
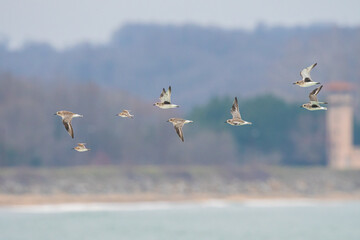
[0,200,360,240]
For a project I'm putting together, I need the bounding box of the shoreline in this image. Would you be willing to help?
[1,193,360,206]
[1,166,360,207]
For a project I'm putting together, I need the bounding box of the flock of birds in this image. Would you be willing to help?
[55,62,327,151]
[294,63,328,111]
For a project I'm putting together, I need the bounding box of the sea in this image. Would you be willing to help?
[0,199,359,240]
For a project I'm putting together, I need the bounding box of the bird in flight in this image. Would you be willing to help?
[116,110,134,119]
[153,86,179,109]
[55,111,83,138]
[167,118,193,142]
[301,85,328,111]
[293,63,320,87]
[73,143,90,152]
[226,97,252,126]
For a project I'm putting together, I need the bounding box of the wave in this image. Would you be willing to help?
[2,199,228,214]
[1,198,350,213]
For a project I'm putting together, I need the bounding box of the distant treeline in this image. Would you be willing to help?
[189,96,328,165]
[1,23,360,166]
[1,75,358,167]
[0,75,239,166]
[0,24,360,108]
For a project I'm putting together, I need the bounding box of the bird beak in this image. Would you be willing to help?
[293,82,296,85]
[54,113,57,115]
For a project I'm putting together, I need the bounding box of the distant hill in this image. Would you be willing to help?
[1,24,359,109]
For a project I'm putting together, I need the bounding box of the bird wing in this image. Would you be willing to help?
[174,123,184,142]
[300,63,317,81]
[63,119,74,138]
[159,86,171,104]
[77,143,86,147]
[311,102,321,108]
[309,85,323,102]
[230,97,242,119]
[61,111,75,118]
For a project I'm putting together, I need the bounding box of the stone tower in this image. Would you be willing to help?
[326,82,360,169]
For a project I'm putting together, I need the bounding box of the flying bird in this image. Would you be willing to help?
[153,86,179,109]
[301,85,328,111]
[167,118,193,142]
[226,97,252,126]
[293,63,320,87]
[55,111,83,138]
[116,110,134,119]
[73,143,90,152]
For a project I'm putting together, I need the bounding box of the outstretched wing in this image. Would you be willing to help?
[122,110,131,116]
[159,86,171,104]
[230,97,242,119]
[309,85,323,102]
[300,63,317,81]
[63,119,74,138]
[174,124,184,142]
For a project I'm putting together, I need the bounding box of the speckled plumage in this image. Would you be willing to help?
[226,97,252,126]
[55,110,83,138]
[167,118,193,142]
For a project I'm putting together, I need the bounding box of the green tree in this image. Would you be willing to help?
[189,95,326,165]
[355,119,360,146]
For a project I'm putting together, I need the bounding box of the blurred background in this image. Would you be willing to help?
[1,0,360,239]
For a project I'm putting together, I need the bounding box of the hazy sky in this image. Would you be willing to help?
[1,0,360,49]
